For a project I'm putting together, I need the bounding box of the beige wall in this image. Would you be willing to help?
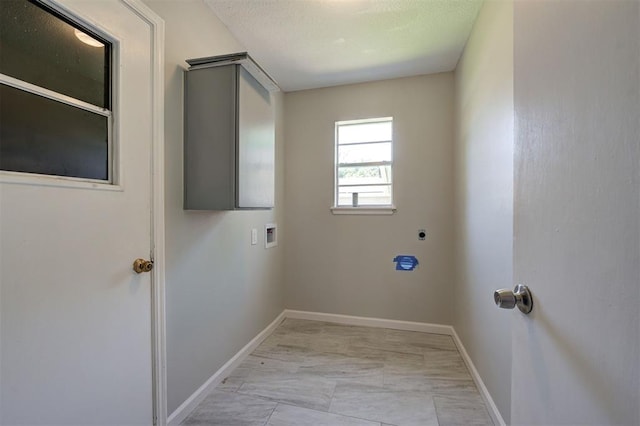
[143,0,285,415]
[284,74,454,324]
[453,0,513,422]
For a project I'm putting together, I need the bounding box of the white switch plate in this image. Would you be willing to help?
[251,228,258,245]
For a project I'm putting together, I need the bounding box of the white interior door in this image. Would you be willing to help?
[0,1,157,424]
[512,1,639,425]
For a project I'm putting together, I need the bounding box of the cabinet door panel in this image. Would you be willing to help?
[184,66,237,210]
[237,67,274,208]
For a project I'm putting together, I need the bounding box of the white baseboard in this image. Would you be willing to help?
[284,309,452,335]
[166,311,286,425]
[450,328,506,426]
[168,309,505,426]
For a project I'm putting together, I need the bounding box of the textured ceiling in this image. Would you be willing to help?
[205,0,483,92]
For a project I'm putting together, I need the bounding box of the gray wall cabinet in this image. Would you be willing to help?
[184,53,278,210]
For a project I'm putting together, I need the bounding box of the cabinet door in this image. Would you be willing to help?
[184,66,237,210]
[237,66,275,208]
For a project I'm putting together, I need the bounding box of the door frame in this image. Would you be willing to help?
[130,1,167,424]
[121,1,167,424]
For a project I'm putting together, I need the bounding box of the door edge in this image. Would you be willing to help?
[119,1,167,424]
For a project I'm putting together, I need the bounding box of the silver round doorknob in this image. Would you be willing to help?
[494,284,533,314]
[494,288,517,309]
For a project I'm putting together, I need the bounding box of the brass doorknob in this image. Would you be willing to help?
[133,258,154,273]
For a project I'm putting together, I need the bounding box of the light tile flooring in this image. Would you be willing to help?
[182,319,494,426]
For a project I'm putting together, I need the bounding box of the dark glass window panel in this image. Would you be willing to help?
[0,0,110,108]
[0,84,108,180]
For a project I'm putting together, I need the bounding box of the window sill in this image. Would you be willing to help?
[0,170,122,191]
[330,206,396,215]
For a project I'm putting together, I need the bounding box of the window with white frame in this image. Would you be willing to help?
[334,117,393,207]
[0,0,113,182]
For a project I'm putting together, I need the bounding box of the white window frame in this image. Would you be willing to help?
[0,0,118,189]
[332,117,396,215]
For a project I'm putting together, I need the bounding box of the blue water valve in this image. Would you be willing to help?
[393,255,419,271]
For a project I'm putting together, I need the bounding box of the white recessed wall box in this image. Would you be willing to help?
[265,223,277,249]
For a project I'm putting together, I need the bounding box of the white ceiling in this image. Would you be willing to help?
[205,0,484,92]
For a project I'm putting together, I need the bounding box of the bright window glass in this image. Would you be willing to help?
[335,118,393,207]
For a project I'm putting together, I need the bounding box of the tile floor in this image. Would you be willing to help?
[182,319,494,426]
